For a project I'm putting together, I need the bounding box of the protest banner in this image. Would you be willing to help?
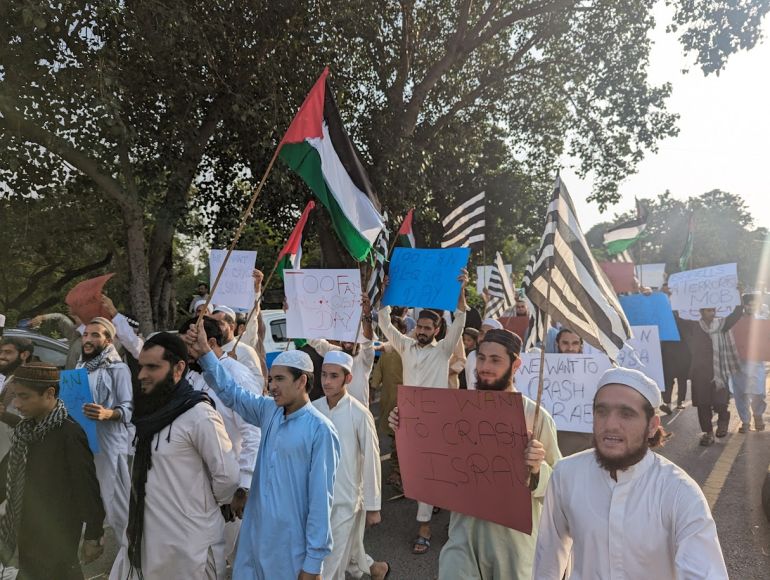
[731,316,770,361]
[599,262,635,294]
[619,293,680,341]
[396,386,532,533]
[498,315,529,340]
[583,325,665,390]
[59,369,99,453]
[516,354,611,434]
[382,247,471,311]
[65,273,115,322]
[635,263,666,288]
[668,263,740,320]
[284,269,362,342]
[209,249,258,311]
[476,264,513,294]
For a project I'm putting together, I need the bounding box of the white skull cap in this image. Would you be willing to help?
[322,350,354,373]
[273,350,315,373]
[213,305,236,318]
[596,367,662,408]
[482,318,503,330]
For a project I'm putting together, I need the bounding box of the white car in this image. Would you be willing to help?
[261,309,291,367]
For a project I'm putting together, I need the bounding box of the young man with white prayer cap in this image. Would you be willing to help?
[185,322,340,580]
[212,304,264,383]
[533,367,729,579]
[464,318,503,390]
[313,350,390,580]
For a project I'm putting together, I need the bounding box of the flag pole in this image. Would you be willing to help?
[351,261,371,350]
[197,146,282,324]
[229,255,283,353]
[532,260,553,434]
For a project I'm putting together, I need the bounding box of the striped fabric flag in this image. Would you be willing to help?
[276,201,316,279]
[679,213,695,271]
[279,68,385,262]
[441,191,485,249]
[396,208,416,248]
[485,252,516,319]
[522,176,631,361]
[365,215,390,308]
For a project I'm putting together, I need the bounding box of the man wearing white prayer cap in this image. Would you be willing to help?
[185,321,340,580]
[534,367,728,579]
[213,304,264,388]
[464,317,505,390]
[313,351,389,580]
[193,299,214,316]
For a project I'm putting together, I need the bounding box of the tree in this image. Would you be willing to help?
[3,1,768,331]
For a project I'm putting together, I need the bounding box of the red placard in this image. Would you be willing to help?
[731,316,770,361]
[599,261,635,294]
[498,315,529,340]
[395,386,532,533]
[65,273,114,323]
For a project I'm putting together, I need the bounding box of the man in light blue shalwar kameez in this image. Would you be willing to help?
[187,322,340,580]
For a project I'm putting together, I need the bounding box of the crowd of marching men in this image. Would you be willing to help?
[0,263,765,579]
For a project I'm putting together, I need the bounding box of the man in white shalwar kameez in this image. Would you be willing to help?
[533,367,729,579]
[77,318,133,547]
[313,351,390,580]
[110,332,239,580]
[213,305,264,383]
[389,329,560,579]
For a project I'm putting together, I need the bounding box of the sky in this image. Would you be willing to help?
[561,4,770,232]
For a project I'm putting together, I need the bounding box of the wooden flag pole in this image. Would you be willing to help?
[196,145,282,324]
[532,261,554,434]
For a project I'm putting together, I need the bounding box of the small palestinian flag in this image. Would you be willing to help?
[396,208,416,248]
[279,68,384,262]
[603,198,648,256]
[276,201,315,279]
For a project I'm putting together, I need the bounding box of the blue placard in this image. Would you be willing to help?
[382,247,471,312]
[619,293,680,341]
[59,369,100,453]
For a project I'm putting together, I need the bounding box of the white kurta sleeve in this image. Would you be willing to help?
[112,313,144,360]
[532,467,572,579]
[377,306,413,356]
[307,339,336,356]
[531,409,562,499]
[357,408,382,512]
[440,309,467,357]
[671,482,729,579]
[190,403,240,504]
[109,365,134,425]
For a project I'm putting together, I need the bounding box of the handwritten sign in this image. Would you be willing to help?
[209,249,258,311]
[732,317,770,361]
[65,274,115,322]
[619,293,680,341]
[396,386,532,533]
[583,325,665,391]
[668,263,739,318]
[284,269,362,342]
[59,369,100,453]
[383,248,471,311]
[599,262,635,294]
[635,263,666,288]
[476,264,512,294]
[516,354,611,434]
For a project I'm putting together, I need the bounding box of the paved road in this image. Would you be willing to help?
[86,399,770,580]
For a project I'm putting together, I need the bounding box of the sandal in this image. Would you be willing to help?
[412,536,431,555]
[715,426,728,438]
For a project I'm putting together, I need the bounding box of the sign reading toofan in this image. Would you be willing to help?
[284,269,363,342]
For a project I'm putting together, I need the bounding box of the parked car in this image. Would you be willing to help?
[3,328,70,369]
[262,309,291,368]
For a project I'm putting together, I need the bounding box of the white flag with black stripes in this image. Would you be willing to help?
[441,191,485,249]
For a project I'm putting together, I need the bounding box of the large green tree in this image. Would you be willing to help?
[2,1,768,331]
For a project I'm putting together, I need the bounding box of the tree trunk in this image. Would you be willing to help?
[149,245,176,331]
[123,207,154,335]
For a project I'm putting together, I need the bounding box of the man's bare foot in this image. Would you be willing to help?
[370,561,390,580]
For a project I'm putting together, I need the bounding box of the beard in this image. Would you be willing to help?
[592,435,649,473]
[0,358,21,375]
[475,367,513,391]
[134,369,178,417]
[416,333,433,345]
[81,343,105,362]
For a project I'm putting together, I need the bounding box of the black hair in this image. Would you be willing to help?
[286,366,315,393]
[15,381,60,397]
[417,309,441,326]
[142,332,188,367]
[643,400,669,448]
[479,329,522,366]
[0,337,34,356]
[555,328,582,344]
[178,316,225,347]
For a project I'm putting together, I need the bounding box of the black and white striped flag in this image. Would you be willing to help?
[365,213,390,308]
[485,252,515,319]
[441,191,485,249]
[522,176,631,361]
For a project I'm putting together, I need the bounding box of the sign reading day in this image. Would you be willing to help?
[668,263,740,320]
[382,247,471,312]
[209,249,258,311]
[396,386,532,533]
[284,269,363,342]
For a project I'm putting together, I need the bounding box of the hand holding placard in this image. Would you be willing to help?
[59,369,100,453]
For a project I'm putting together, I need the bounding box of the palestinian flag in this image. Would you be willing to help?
[279,68,384,262]
[679,213,695,271]
[603,198,648,256]
[396,208,416,248]
[276,201,316,279]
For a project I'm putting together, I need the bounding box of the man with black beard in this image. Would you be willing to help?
[388,329,560,579]
[110,332,239,579]
[75,317,133,548]
[0,337,34,393]
[534,367,728,579]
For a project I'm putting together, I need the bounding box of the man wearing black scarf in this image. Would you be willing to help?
[110,332,239,580]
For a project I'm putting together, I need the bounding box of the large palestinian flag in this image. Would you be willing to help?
[276,200,315,279]
[279,68,384,262]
